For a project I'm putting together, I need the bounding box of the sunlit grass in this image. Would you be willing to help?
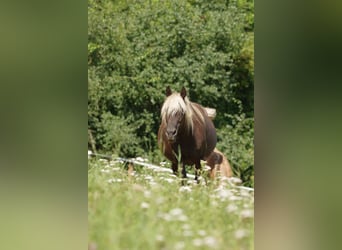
[88,159,254,250]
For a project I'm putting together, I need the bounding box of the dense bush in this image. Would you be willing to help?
[217,113,254,186]
[88,0,254,186]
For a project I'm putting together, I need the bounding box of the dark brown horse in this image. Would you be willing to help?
[158,86,217,181]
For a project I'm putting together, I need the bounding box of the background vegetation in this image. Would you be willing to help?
[88,0,254,186]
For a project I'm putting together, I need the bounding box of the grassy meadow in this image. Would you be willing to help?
[88,158,254,250]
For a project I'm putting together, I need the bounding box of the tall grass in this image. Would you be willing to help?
[88,159,254,250]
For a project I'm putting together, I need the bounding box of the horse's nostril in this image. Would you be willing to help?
[166,129,177,138]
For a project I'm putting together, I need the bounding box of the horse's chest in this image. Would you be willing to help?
[172,138,204,161]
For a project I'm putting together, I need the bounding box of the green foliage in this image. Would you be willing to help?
[217,114,254,186]
[98,112,142,157]
[88,0,254,185]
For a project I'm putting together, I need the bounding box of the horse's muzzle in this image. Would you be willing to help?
[166,130,177,142]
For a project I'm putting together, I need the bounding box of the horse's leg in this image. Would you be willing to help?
[194,161,202,183]
[181,162,187,179]
[179,162,187,185]
[171,161,178,176]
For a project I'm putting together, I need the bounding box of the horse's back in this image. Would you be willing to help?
[192,103,217,159]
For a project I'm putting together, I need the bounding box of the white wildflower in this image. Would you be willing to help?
[229,195,242,201]
[187,179,197,185]
[107,178,123,183]
[210,200,218,207]
[183,230,193,237]
[155,234,164,242]
[234,229,249,239]
[153,168,167,173]
[178,214,188,221]
[243,203,251,208]
[192,238,203,247]
[179,186,192,192]
[216,189,233,200]
[162,213,172,221]
[158,212,171,221]
[132,184,144,192]
[149,181,158,187]
[198,176,205,182]
[240,209,254,219]
[156,197,164,204]
[169,208,183,216]
[198,230,207,236]
[159,208,189,222]
[203,236,217,247]
[144,190,151,198]
[226,204,238,213]
[218,180,229,187]
[100,169,110,173]
[174,241,185,250]
[240,190,251,197]
[140,202,150,209]
[163,178,175,183]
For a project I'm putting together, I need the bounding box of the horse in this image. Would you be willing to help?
[158,86,217,182]
[206,148,233,179]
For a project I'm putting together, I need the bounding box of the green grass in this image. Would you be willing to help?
[88,159,254,250]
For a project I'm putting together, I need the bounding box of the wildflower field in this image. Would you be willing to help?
[88,158,254,250]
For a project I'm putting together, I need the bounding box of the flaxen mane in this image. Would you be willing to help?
[161,93,205,133]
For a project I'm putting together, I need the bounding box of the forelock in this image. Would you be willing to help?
[161,93,186,120]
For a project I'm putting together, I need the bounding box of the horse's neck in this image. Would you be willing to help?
[180,119,192,136]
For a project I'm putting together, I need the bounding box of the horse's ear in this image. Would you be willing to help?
[180,87,187,99]
[166,86,172,96]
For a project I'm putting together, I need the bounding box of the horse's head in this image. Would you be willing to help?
[165,109,184,142]
[162,86,187,142]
